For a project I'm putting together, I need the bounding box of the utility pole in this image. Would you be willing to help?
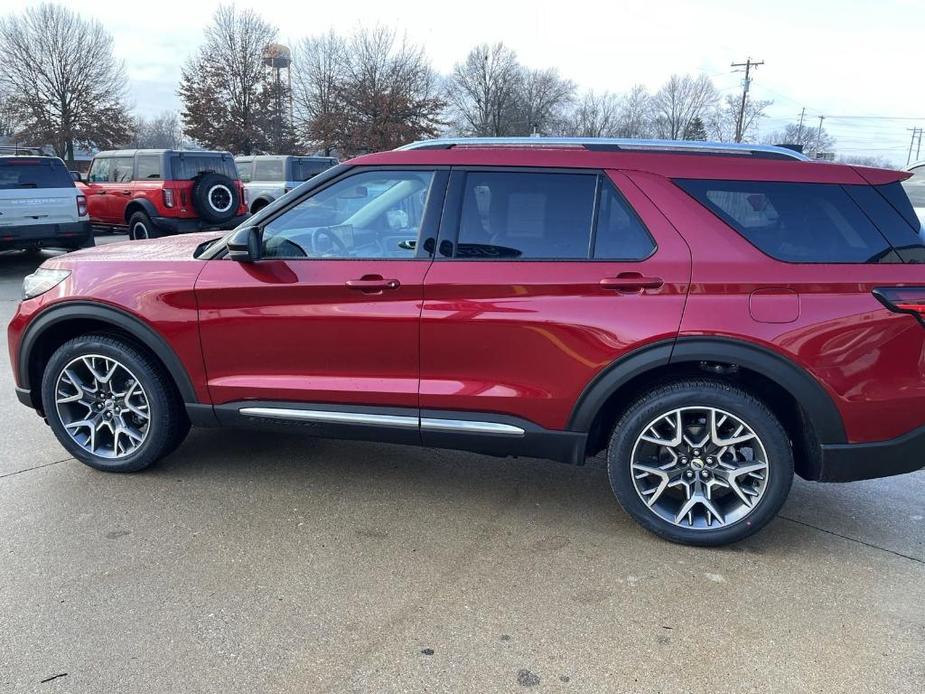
[917,128,923,162]
[796,107,806,143]
[908,127,920,166]
[731,57,764,143]
[815,115,826,158]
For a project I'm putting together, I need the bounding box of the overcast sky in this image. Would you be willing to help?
[4,0,923,164]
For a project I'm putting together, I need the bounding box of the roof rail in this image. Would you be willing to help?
[395,137,811,161]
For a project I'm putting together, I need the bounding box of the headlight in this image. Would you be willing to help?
[22,268,70,300]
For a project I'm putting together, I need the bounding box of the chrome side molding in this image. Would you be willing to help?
[239,407,526,437]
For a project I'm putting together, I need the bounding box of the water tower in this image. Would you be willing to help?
[263,43,292,152]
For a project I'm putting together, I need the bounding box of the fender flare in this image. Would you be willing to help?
[17,301,198,404]
[123,197,160,224]
[568,337,847,444]
[250,195,276,213]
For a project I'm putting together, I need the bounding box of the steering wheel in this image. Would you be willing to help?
[311,227,349,256]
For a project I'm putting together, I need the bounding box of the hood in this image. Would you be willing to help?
[51,231,224,265]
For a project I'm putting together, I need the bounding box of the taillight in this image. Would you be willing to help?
[873,287,925,324]
[76,194,87,217]
[163,188,175,208]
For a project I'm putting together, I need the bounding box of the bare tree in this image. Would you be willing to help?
[445,43,523,136]
[566,91,621,137]
[179,5,281,154]
[292,27,444,155]
[651,74,718,140]
[292,31,348,155]
[0,3,134,165]
[761,122,835,157]
[511,67,575,135]
[837,154,897,169]
[132,112,184,149]
[615,84,654,138]
[706,94,772,142]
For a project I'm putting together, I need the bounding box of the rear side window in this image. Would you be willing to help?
[456,171,596,259]
[253,159,285,181]
[676,179,898,263]
[169,154,237,180]
[111,157,133,183]
[135,155,162,180]
[0,158,74,189]
[594,179,656,260]
[292,159,335,181]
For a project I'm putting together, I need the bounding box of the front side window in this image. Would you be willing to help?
[254,159,285,181]
[261,170,434,259]
[456,171,596,259]
[111,157,133,183]
[677,179,898,263]
[87,157,111,183]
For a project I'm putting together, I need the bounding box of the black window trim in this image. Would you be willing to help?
[434,166,658,263]
[225,164,450,262]
[674,177,905,266]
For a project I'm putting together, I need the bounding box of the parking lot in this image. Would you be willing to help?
[0,240,922,693]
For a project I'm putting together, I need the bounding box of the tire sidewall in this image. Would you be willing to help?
[607,382,794,546]
[193,173,238,224]
[41,336,174,472]
[128,212,157,241]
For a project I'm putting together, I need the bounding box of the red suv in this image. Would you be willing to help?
[78,149,248,239]
[9,138,925,546]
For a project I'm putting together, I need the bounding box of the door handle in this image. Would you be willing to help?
[96,191,107,195]
[600,272,664,292]
[345,276,401,292]
[121,190,131,195]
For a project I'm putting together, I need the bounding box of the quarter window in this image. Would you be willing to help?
[677,179,899,263]
[594,179,656,260]
[455,172,597,259]
[261,170,435,259]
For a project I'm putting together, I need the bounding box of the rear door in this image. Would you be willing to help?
[0,158,78,232]
[419,167,692,439]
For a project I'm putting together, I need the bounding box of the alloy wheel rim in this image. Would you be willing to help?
[208,184,232,212]
[132,221,148,239]
[630,406,769,530]
[54,354,151,459]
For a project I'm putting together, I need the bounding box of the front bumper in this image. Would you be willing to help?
[818,425,925,481]
[151,214,249,234]
[0,220,93,248]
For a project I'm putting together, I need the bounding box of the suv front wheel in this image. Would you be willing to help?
[41,335,189,472]
[607,379,794,546]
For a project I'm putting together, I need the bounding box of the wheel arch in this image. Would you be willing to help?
[569,337,846,481]
[18,302,197,412]
[124,198,159,225]
[249,195,275,214]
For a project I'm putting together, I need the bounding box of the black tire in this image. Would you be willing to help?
[128,211,159,241]
[192,173,239,224]
[41,334,190,473]
[606,379,794,546]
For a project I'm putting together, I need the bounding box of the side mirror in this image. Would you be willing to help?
[227,225,261,262]
[70,170,83,183]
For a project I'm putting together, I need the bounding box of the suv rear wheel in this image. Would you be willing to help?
[128,211,158,241]
[41,335,189,472]
[606,379,793,546]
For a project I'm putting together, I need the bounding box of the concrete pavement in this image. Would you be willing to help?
[0,241,922,693]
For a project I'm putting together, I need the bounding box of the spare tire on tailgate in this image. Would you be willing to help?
[192,172,239,224]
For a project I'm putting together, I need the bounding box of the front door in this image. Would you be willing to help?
[195,168,446,438]
[82,155,133,224]
[419,168,692,443]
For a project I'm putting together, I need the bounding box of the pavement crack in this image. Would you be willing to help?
[0,457,73,480]
[779,515,923,565]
